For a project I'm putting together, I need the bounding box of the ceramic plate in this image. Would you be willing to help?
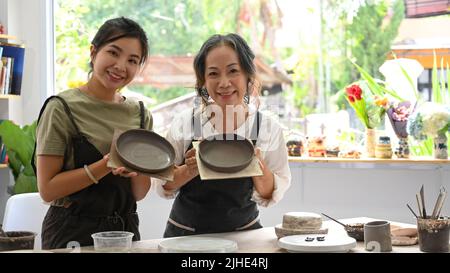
[158,236,238,253]
[116,129,175,173]
[199,134,254,173]
[278,234,356,253]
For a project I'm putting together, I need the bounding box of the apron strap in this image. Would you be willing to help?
[138,101,145,129]
[32,95,82,174]
[249,111,262,146]
[192,108,202,141]
[37,96,82,135]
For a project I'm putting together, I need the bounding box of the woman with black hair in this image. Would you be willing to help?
[156,33,291,238]
[34,17,152,249]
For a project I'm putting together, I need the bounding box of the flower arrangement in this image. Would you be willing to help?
[387,101,413,138]
[408,102,450,141]
[345,83,387,129]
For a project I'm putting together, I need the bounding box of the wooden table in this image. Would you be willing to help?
[51,217,424,253]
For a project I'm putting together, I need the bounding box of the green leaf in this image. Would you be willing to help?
[432,50,441,103]
[23,164,35,177]
[351,60,405,101]
[0,121,34,166]
[14,174,38,194]
[447,62,450,105]
[0,120,38,194]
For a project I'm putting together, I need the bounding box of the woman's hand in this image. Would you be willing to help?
[254,148,267,172]
[104,154,139,178]
[162,148,198,192]
[111,167,138,177]
[184,148,199,176]
[252,148,274,199]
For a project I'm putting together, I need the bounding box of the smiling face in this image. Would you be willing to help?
[91,37,142,91]
[204,45,248,109]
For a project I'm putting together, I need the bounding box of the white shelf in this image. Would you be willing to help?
[0,94,20,99]
[289,157,450,170]
[0,34,18,40]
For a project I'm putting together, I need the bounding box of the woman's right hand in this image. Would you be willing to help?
[184,148,198,176]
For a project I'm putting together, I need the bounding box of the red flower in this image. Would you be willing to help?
[346,84,362,102]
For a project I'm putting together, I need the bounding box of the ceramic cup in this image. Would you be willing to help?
[364,221,392,252]
[417,217,450,253]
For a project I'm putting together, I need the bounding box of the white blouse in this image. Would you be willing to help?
[154,105,291,207]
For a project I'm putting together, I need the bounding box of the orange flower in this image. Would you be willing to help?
[375,96,389,108]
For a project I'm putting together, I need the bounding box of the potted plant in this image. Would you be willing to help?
[0,120,37,194]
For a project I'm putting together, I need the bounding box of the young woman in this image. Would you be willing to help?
[156,33,291,237]
[34,17,152,249]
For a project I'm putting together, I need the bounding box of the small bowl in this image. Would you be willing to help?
[0,231,37,251]
[91,231,134,252]
[345,223,364,241]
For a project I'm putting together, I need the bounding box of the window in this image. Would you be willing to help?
[55,0,294,133]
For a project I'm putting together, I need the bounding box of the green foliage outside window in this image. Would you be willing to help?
[55,0,242,100]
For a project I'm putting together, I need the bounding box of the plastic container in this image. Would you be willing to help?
[91,231,134,252]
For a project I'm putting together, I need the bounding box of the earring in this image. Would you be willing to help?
[244,81,253,104]
[200,87,209,101]
[244,92,250,104]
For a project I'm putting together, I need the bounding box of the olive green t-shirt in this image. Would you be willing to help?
[36,88,153,170]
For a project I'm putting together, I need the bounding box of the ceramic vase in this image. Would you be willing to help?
[395,137,410,158]
[434,133,448,160]
[366,128,376,158]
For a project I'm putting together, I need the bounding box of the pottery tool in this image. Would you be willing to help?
[435,187,447,219]
[406,204,418,218]
[416,193,423,218]
[321,213,347,228]
[420,185,427,218]
[431,187,444,219]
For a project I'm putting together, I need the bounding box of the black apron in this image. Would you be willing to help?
[163,110,263,237]
[32,96,146,249]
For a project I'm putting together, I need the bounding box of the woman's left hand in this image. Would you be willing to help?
[254,148,267,171]
[103,153,138,178]
[252,148,274,199]
[111,166,138,178]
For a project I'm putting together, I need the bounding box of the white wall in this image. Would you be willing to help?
[0,0,53,223]
[0,0,54,125]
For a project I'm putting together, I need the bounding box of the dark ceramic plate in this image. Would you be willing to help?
[199,134,254,173]
[116,129,175,173]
